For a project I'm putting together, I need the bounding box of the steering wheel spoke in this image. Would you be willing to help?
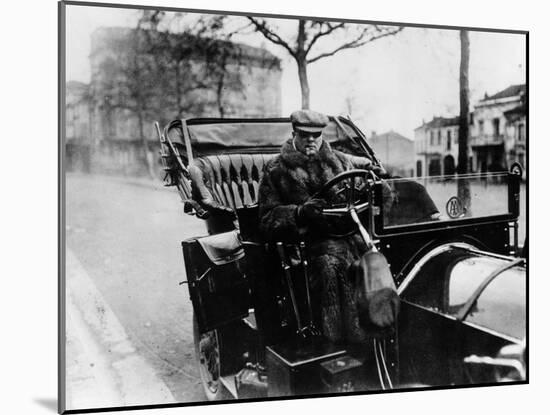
[308,169,375,238]
[354,201,370,214]
[346,177,356,207]
[322,206,351,216]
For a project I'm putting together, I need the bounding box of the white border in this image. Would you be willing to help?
[2,0,545,414]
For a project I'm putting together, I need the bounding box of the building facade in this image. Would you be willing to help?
[368,131,414,177]
[471,84,526,174]
[66,27,283,176]
[414,116,467,177]
[414,84,526,177]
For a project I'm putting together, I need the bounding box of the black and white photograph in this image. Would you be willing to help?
[58,0,529,413]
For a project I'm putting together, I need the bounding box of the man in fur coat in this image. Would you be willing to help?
[258,110,397,344]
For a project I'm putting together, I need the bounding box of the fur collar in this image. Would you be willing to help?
[279,138,343,172]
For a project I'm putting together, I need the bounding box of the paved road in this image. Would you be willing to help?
[66,173,208,404]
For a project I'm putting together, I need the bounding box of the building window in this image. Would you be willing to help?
[518,124,525,141]
[479,120,484,135]
[447,130,452,150]
[430,131,434,146]
[437,130,441,145]
[493,118,500,137]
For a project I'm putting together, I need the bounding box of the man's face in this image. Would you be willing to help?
[293,129,323,156]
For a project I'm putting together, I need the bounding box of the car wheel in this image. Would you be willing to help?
[192,314,229,401]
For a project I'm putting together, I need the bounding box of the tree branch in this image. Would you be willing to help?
[228,20,257,36]
[247,17,297,58]
[305,22,346,54]
[307,26,403,64]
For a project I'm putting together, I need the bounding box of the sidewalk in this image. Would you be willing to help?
[64,249,175,411]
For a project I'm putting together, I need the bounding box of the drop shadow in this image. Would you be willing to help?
[34,398,58,412]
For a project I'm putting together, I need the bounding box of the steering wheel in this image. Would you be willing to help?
[308,169,377,238]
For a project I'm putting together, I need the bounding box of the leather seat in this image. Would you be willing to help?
[187,151,373,237]
[189,154,276,217]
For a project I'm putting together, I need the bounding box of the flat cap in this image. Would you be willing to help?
[290,110,329,133]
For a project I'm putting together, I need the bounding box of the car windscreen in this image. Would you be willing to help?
[381,172,513,228]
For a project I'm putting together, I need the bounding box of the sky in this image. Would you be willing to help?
[65,4,526,140]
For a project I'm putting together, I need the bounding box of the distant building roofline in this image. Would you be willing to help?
[503,102,526,120]
[417,83,526,129]
[370,130,413,142]
[415,115,460,130]
[90,26,281,68]
[479,83,526,103]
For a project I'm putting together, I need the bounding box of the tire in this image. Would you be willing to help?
[192,314,229,401]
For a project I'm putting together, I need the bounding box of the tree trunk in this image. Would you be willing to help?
[216,75,225,118]
[297,58,310,109]
[175,61,184,117]
[296,20,310,109]
[138,110,156,179]
[86,96,94,173]
[457,30,471,215]
[216,54,227,117]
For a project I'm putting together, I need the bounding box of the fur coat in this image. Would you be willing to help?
[258,139,369,343]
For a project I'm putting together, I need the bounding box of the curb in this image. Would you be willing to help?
[64,249,176,411]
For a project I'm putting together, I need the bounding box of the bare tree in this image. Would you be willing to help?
[202,32,246,118]
[94,26,164,178]
[457,29,471,214]
[247,18,403,109]
[94,13,249,178]
[92,11,252,179]
[139,12,246,118]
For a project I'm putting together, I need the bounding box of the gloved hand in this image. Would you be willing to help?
[371,165,387,177]
[345,154,387,177]
[296,198,327,229]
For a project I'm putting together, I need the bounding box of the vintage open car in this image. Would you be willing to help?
[156,116,526,401]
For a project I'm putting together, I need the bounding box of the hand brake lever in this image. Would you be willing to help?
[276,242,304,333]
[298,242,320,338]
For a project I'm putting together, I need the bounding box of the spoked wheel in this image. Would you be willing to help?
[193,314,228,401]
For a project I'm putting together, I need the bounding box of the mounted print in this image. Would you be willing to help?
[59,0,528,413]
